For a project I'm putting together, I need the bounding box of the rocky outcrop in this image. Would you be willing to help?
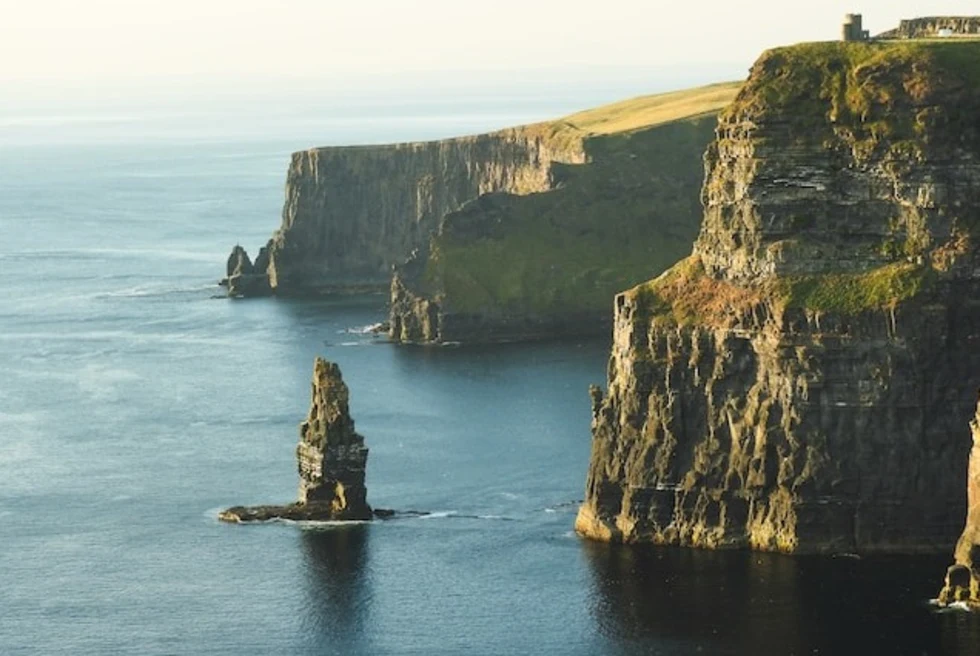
[225,128,587,296]
[577,41,980,553]
[388,84,741,344]
[220,245,272,297]
[878,16,980,39]
[220,358,372,522]
[938,394,980,607]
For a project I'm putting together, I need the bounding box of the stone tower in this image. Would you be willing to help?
[842,13,868,41]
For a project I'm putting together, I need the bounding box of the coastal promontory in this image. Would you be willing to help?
[223,83,740,343]
[577,40,980,553]
[388,84,739,343]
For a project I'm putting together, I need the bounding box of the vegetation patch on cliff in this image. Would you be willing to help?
[775,262,934,313]
[520,82,741,154]
[628,257,767,327]
[628,258,937,325]
[724,40,980,159]
[419,109,730,318]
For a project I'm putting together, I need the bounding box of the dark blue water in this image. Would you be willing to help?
[3,105,980,655]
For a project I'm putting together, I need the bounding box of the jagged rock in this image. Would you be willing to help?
[225,244,253,278]
[937,395,980,607]
[219,358,372,522]
[878,16,980,39]
[295,359,370,518]
[577,40,980,553]
[222,244,271,297]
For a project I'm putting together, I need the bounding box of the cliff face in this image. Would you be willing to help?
[577,41,980,553]
[389,84,740,344]
[879,17,980,39]
[233,128,585,295]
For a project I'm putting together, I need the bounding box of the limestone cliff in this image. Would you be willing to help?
[220,358,372,522]
[228,125,587,295]
[389,83,740,343]
[878,17,980,39]
[938,394,980,606]
[577,41,980,553]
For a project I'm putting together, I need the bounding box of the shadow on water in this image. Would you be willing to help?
[298,525,373,655]
[582,541,980,656]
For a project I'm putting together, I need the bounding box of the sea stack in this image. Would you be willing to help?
[576,39,980,553]
[938,394,980,607]
[221,244,271,297]
[295,358,371,517]
[220,358,372,522]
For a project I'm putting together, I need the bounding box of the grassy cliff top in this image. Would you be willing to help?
[725,39,980,127]
[519,81,741,153]
[304,81,741,157]
[554,81,742,135]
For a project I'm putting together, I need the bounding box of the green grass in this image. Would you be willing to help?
[557,82,742,135]
[625,258,936,325]
[724,40,980,155]
[775,263,934,313]
[514,81,741,154]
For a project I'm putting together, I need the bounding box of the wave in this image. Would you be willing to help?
[340,323,385,335]
[933,600,972,613]
[2,247,221,265]
[97,282,218,300]
[418,511,456,520]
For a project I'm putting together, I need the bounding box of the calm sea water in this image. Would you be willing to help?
[3,101,980,655]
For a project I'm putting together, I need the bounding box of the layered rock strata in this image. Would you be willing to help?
[220,358,373,522]
[388,85,741,344]
[577,41,980,553]
[220,244,271,297]
[879,16,980,39]
[938,395,980,607]
[226,129,587,296]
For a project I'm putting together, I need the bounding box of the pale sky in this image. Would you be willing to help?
[4,0,979,83]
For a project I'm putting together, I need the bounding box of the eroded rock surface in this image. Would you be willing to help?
[938,396,980,607]
[387,85,740,344]
[577,40,980,554]
[220,358,372,522]
[223,129,586,297]
[879,16,980,38]
[221,244,271,297]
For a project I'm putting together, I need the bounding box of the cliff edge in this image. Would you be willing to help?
[222,83,738,317]
[389,83,740,343]
[577,40,980,553]
[223,113,590,296]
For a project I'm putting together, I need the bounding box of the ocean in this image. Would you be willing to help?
[2,95,980,655]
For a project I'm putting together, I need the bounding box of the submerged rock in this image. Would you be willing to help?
[220,358,371,522]
[937,395,980,607]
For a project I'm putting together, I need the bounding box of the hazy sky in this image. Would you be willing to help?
[4,0,980,84]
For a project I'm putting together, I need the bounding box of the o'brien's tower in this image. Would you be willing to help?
[841,13,870,41]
